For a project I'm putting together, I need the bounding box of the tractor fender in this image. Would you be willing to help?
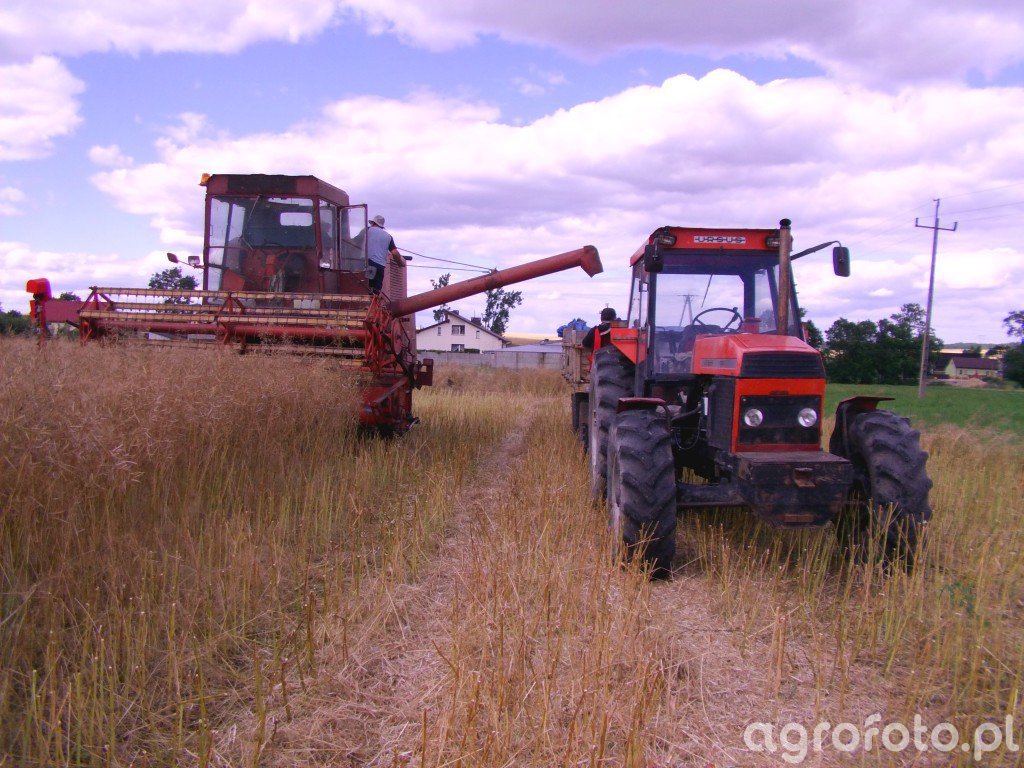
[616,397,665,414]
[829,395,895,456]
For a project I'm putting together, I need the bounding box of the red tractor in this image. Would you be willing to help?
[577,219,931,576]
[27,173,603,434]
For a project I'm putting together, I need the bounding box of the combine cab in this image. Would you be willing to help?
[568,220,932,576]
[27,173,603,434]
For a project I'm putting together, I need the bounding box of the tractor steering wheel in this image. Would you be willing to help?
[692,307,743,331]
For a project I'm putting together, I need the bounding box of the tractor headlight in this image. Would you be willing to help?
[743,408,764,427]
[797,407,818,428]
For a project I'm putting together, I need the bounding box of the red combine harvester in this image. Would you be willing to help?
[564,219,931,576]
[26,173,603,433]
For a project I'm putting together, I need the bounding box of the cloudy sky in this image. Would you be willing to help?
[2,1,1024,342]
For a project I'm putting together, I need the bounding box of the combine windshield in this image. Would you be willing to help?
[206,196,317,291]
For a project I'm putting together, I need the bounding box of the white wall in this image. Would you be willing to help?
[418,316,505,352]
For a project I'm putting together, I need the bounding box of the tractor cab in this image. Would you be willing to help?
[627,227,804,377]
[201,174,371,301]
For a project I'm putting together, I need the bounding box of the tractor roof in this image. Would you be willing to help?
[201,174,350,206]
[630,226,780,266]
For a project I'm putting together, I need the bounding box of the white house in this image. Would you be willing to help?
[417,310,507,352]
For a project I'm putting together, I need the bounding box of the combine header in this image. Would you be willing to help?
[27,173,602,433]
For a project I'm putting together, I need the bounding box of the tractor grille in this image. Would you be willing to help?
[737,394,821,447]
[740,352,824,379]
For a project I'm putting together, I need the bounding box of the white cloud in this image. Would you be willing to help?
[0,56,83,160]
[88,144,134,168]
[3,1,1022,87]
[342,0,1024,84]
[513,66,567,97]
[0,0,342,61]
[0,187,26,216]
[0,241,180,315]
[77,70,1024,339]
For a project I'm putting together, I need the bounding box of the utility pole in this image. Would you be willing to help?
[915,199,958,399]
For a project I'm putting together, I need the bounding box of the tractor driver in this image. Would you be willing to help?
[366,215,402,294]
[581,307,619,355]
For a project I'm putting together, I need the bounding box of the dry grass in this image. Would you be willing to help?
[3,342,1023,766]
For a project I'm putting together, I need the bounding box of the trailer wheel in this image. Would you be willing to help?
[607,409,677,579]
[571,393,590,449]
[835,409,932,565]
[588,347,633,498]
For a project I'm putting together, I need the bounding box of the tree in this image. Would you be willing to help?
[824,318,879,383]
[891,302,928,334]
[0,304,32,335]
[430,273,451,322]
[822,304,942,385]
[1005,345,1024,387]
[482,287,523,336]
[798,308,823,350]
[1002,311,1024,387]
[148,267,197,304]
[57,291,82,302]
[1004,310,1024,339]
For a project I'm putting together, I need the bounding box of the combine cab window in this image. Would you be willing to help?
[340,205,368,272]
[246,197,315,248]
[206,195,317,292]
[319,201,339,270]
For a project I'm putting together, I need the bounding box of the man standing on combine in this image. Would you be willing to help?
[366,215,401,294]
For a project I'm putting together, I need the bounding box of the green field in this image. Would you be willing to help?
[825,382,1024,434]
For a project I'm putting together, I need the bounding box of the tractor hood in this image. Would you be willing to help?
[691,334,825,379]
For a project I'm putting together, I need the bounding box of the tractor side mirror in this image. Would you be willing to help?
[643,243,664,274]
[833,246,850,277]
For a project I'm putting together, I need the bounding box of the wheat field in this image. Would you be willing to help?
[2,338,1023,766]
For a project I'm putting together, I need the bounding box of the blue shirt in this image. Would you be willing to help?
[366,225,396,267]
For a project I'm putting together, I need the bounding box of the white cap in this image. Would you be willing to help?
[370,214,385,227]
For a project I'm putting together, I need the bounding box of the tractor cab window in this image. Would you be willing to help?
[627,265,649,328]
[649,264,801,375]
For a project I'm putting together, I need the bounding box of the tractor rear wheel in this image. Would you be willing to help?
[588,346,634,498]
[607,409,677,578]
[835,409,932,564]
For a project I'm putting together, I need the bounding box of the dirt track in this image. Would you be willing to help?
[267,400,907,767]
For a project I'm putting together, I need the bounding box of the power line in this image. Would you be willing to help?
[398,247,492,272]
[943,199,1024,216]
[939,180,1024,200]
[406,264,489,274]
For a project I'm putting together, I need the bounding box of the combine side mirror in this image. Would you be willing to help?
[833,246,850,277]
[167,252,202,269]
[643,243,664,274]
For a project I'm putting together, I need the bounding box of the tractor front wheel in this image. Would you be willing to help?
[835,409,932,564]
[588,346,634,498]
[607,409,677,578]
